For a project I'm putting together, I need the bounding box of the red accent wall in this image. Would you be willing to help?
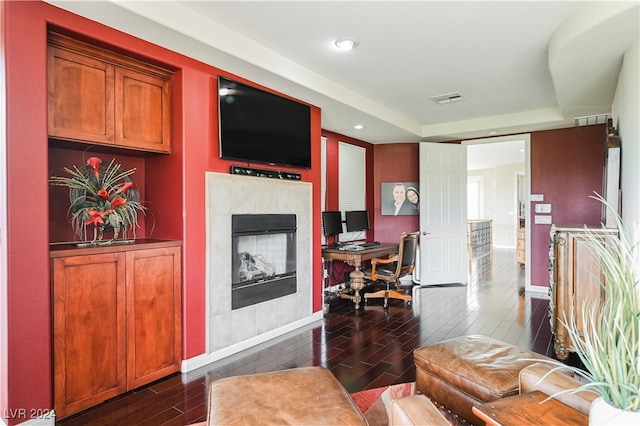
[373,143,420,243]
[530,125,605,286]
[321,130,375,240]
[1,2,607,422]
[3,2,322,422]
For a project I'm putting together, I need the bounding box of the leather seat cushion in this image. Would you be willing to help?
[413,335,550,424]
[207,366,367,425]
[363,265,396,278]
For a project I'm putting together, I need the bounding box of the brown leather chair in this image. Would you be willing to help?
[389,361,594,425]
[363,231,419,308]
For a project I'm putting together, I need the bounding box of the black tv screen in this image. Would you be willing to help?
[345,210,370,232]
[218,76,312,169]
[322,211,343,236]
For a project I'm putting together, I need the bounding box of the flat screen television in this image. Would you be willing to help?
[322,211,343,237]
[218,76,312,169]
[345,210,370,233]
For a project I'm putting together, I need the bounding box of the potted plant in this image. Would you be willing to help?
[50,156,145,245]
[547,195,639,425]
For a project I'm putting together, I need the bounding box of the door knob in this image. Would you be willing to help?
[422,231,431,236]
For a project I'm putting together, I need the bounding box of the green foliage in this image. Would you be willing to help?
[50,157,145,243]
[552,194,640,411]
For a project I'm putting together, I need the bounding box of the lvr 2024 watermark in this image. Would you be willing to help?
[3,408,55,420]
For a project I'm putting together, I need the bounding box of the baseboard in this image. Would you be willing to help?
[181,311,323,372]
[526,284,549,296]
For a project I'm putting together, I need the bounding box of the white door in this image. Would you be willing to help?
[418,143,468,285]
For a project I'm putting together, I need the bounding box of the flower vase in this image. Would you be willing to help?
[589,397,640,425]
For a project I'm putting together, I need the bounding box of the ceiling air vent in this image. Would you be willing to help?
[574,113,611,126]
[430,92,465,105]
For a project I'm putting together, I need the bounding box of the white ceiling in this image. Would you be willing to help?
[467,140,525,171]
[47,1,639,144]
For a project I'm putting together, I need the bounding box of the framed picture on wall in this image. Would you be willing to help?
[381,182,420,216]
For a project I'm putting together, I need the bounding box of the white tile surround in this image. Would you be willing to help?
[182,172,320,372]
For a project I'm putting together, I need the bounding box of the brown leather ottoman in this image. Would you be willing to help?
[413,335,551,425]
[207,366,367,425]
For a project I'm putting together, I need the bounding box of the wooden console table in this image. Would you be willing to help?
[322,244,398,309]
[472,391,588,426]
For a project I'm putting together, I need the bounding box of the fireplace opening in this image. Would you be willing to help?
[231,214,297,309]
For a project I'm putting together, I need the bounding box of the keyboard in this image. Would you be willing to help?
[338,244,364,251]
[360,242,380,248]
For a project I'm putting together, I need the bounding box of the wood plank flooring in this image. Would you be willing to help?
[57,249,555,425]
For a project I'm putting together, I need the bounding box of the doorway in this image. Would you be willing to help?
[463,134,532,290]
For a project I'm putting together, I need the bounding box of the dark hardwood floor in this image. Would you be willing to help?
[57,249,555,425]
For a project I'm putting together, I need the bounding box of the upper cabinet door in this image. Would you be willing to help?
[115,67,171,153]
[47,32,172,154]
[48,45,115,145]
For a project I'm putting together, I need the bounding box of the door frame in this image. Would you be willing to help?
[463,134,538,292]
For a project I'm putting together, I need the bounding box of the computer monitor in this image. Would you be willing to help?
[345,210,370,232]
[322,211,343,236]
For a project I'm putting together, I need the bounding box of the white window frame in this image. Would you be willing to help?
[338,142,366,242]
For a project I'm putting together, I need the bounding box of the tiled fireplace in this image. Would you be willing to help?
[204,172,315,362]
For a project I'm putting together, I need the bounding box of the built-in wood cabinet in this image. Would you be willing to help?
[516,227,525,264]
[51,240,181,417]
[47,32,172,153]
[548,226,617,359]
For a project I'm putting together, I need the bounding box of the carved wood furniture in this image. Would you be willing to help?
[517,227,526,264]
[363,231,419,308]
[548,225,618,359]
[50,239,181,417]
[322,244,398,309]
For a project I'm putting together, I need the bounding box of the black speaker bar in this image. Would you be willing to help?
[230,165,301,181]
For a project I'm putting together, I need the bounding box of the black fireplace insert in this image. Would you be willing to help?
[231,214,297,309]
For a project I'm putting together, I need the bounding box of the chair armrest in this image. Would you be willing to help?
[371,254,400,266]
[390,395,449,426]
[519,362,596,415]
[370,254,399,280]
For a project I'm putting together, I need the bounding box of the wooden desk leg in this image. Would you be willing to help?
[340,261,365,309]
[349,268,365,309]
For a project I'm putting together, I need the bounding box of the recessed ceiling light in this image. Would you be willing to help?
[354,124,364,130]
[335,38,359,50]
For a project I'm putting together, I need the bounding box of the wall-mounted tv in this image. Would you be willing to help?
[218,76,312,169]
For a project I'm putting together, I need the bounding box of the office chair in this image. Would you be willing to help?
[363,231,419,308]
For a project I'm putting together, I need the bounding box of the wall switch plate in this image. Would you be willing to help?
[534,215,552,224]
[535,203,552,213]
[530,194,544,202]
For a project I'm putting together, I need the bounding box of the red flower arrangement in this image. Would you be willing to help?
[50,157,145,244]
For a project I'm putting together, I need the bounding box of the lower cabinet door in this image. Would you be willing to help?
[52,253,127,417]
[126,246,182,389]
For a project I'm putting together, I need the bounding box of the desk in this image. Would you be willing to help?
[472,391,588,426]
[322,244,398,309]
